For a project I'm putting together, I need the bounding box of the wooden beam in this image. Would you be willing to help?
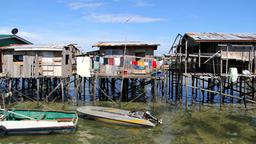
[254,45,256,74]
[61,79,64,103]
[45,82,61,102]
[198,43,201,68]
[225,45,229,75]
[220,47,223,75]
[37,78,40,105]
[185,40,188,73]
[93,76,97,105]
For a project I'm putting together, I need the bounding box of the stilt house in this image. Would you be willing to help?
[90,41,160,77]
[173,32,256,74]
[0,33,80,77]
[1,44,80,78]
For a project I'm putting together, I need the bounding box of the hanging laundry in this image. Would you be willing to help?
[148,60,152,67]
[152,60,157,68]
[100,57,104,64]
[157,61,161,69]
[94,61,100,70]
[138,60,145,67]
[108,58,114,65]
[104,58,108,65]
[114,57,121,66]
[120,57,124,66]
[125,59,130,65]
[132,61,138,65]
[159,60,163,66]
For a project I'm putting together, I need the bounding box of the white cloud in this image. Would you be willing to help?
[68,2,104,10]
[85,13,165,23]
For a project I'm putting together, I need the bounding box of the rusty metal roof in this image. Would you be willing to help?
[185,32,256,42]
[92,41,160,48]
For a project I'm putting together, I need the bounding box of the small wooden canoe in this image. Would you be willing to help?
[0,109,78,136]
[77,106,159,127]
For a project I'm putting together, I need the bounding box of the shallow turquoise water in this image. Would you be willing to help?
[0,103,256,144]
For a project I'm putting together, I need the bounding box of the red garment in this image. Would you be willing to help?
[132,61,138,65]
[108,58,114,65]
[152,60,157,68]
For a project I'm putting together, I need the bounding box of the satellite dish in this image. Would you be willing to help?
[11,28,18,35]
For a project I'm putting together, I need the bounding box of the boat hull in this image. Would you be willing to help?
[0,109,78,136]
[77,106,155,127]
[0,120,76,135]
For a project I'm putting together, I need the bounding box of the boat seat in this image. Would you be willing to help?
[128,111,144,119]
[0,114,4,121]
[0,114,5,121]
[38,114,46,120]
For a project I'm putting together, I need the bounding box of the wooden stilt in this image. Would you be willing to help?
[36,78,40,105]
[185,75,188,110]
[61,79,64,104]
[83,77,86,104]
[93,76,97,105]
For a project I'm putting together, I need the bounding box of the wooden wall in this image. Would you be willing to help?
[0,45,80,78]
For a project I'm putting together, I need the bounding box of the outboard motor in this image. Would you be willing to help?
[144,111,162,124]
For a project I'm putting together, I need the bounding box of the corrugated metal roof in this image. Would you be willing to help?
[0,34,12,39]
[0,34,32,46]
[186,32,256,42]
[92,41,160,47]
[3,44,65,51]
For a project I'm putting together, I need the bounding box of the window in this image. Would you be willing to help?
[65,55,69,65]
[135,52,145,61]
[65,46,69,51]
[105,49,123,55]
[13,55,23,62]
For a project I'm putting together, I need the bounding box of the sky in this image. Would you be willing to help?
[0,0,255,54]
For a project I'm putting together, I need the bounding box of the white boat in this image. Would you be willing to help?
[0,109,78,136]
[77,106,161,127]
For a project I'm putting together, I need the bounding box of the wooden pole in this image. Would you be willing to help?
[61,79,64,104]
[93,76,97,105]
[225,45,229,76]
[171,71,174,100]
[188,85,256,103]
[168,69,171,99]
[249,47,252,72]
[195,77,198,101]
[220,78,223,109]
[119,78,124,107]
[154,79,157,102]
[111,78,115,100]
[239,76,242,103]
[254,45,256,74]
[199,43,201,68]
[83,77,86,104]
[185,40,188,74]
[220,47,223,75]
[191,75,195,104]
[37,78,40,105]
[202,78,205,104]
[230,81,234,103]
[185,75,188,110]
